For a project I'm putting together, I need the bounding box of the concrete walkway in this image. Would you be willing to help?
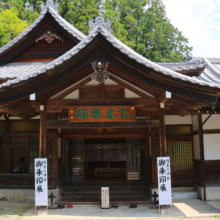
[19,199,220,219]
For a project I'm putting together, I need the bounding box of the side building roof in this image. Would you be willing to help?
[159,57,220,85]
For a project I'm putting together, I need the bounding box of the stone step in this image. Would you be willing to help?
[172,188,198,199]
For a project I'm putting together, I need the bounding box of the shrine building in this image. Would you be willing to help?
[0,0,220,204]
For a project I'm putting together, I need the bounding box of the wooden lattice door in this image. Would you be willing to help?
[127,139,148,180]
[167,140,194,186]
[61,139,83,181]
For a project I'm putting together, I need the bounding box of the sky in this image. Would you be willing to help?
[162,0,220,58]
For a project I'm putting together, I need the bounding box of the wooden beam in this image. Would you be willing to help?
[151,129,158,189]
[40,111,46,158]
[54,77,92,100]
[110,75,152,98]
[159,108,166,156]
[159,91,171,108]
[46,120,159,129]
[32,98,159,108]
[61,133,149,139]
[198,113,206,201]
[99,83,105,99]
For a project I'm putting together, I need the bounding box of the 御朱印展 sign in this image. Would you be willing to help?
[68,106,136,123]
[157,157,172,206]
[35,158,48,206]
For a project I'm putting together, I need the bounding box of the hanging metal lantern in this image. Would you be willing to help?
[91,59,109,84]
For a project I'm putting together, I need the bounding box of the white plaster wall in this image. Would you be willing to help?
[202,114,220,130]
[63,90,79,99]
[204,134,220,160]
[165,115,192,125]
[125,89,141,98]
[31,115,40,119]
[193,135,200,160]
[192,115,199,132]
[50,77,89,99]
[104,79,118,85]
[108,73,154,97]
[85,80,100,86]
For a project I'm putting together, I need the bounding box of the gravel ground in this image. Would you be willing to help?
[0,200,33,217]
[0,217,220,220]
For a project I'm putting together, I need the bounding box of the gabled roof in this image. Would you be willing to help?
[0,17,219,90]
[0,1,85,60]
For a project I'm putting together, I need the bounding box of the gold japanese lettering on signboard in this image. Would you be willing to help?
[68,106,136,122]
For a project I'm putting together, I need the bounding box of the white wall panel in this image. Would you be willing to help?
[104,79,118,85]
[165,115,192,125]
[193,135,200,160]
[202,114,220,130]
[204,134,220,160]
[63,90,79,99]
[125,89,141,98]
[85,80,100,86]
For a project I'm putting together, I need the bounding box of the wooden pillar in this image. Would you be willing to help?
[40,110,47,158]
[4,115,10,132]
[159,108,166,156]
[198,113,206,201]
[151,129,158,189]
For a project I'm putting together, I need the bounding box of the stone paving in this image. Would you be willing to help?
[0,199,220,220]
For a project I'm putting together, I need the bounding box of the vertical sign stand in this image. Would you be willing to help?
[101,187,110,209]
[157,157,172,215]
[35,158,48,215]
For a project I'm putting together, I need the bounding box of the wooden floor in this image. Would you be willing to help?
[55,181,152,205]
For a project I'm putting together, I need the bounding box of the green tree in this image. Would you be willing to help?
[0,8,28,46]
[102,0,192,62]
[0,0,39,24]
[61,0,102,34]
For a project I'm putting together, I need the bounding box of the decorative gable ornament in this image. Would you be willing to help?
[36,31,63,43]
[88,17,112,34]
[91,60,109,84]
[41,0,59,14]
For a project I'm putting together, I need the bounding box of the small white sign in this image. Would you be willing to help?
[157,157,172,205]
[35,158,48,206]
[101,187,110,209]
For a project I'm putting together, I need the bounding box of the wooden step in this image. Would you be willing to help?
[55,197,153,205]
[61,194,151,199]
[61,191,151,195]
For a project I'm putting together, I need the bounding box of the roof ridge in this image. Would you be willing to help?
[203,58,220,79]
[0,23,219,89]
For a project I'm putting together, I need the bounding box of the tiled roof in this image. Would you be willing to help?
[158,61,206,72]
[160,57,220,85]
[0,18,219,89]
[0,5,86,55]
[0,62,49,79]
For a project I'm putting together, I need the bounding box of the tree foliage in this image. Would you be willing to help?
[0,8,28,47]
[0,0,192,62]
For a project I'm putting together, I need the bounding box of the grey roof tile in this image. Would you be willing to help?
[0,62,48,79]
